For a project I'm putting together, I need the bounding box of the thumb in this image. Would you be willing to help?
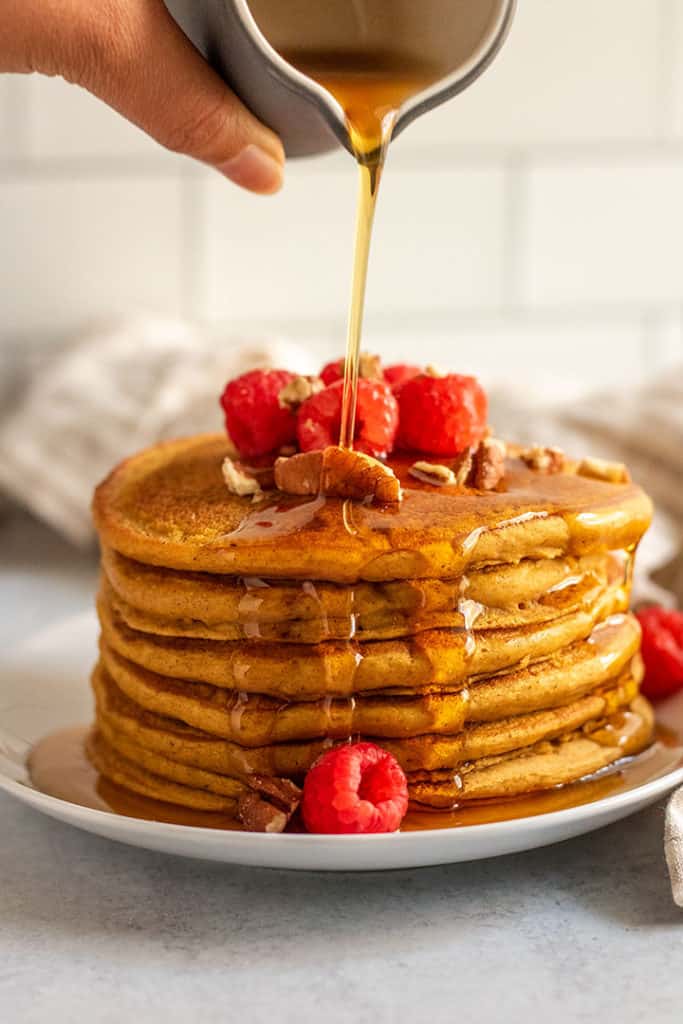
[49,0,285,193]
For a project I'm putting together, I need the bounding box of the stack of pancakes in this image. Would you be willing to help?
[89,435,655,820]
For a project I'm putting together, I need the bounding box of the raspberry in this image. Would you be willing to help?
[220,369,296,458]
[297,379,399,459]
[636,606,683,701]
[301,742,409,834]
[397,373,488,456]
[320,359,344,387]
[384,364,421,394]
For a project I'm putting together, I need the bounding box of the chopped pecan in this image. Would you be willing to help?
[520,445,566,474]
[578,456,631,484]
[274,446,402,503]
[452,449,474,486]
[278,375,324,411]
[358,352,383,379]
[469,437,507,490]
[222,457,264,498]
[409,460,457,486]
[237,774,302,834]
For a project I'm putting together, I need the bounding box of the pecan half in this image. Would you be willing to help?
[469,437,506,490]
[274,446,402,503]
[237,774,302,833]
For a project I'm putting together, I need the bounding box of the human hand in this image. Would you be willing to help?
[1,0,285,193]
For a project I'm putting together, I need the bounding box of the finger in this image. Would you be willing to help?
[34,0,285,193]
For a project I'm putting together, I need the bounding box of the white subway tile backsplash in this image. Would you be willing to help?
[1,0,683,387]
[0,177,185,334]
[200,159,506,322]
[356,317,645,390]
[400,0,663,150]
[521,159,683,308]
[25,75,166,161]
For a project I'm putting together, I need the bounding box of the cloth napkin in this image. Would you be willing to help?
[1,320,682,901]
[0,318,314,545]
[666,790,683,907]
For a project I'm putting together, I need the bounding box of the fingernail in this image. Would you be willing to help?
[219,144,284,194]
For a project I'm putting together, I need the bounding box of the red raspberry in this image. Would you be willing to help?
[320,359,344,387]
[297,379,399,459]
[636,606,683,701]
[302,742,409,834]
[384,364,421,394]
[397,373,488,456]
[220,369,296,457]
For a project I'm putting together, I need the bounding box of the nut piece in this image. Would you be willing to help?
[578,456,631,484]
[274,446,402,503]
[278,375,324,411]
[452,449,475,486]
[222,457,263,498]
[237,774,302,834]
[359,352,383,379]
[469,437,507,490]
[520,445,566,474]
[409,461,457,486]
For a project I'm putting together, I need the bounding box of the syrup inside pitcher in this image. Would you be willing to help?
[245,0,503,448]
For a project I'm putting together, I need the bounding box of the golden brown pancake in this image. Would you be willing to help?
[93,435,653,583]
[92,663,642,778]
[100,558,619,643]
[88,693,653,811]
[102,546,617,628]
[97,614,642,745]
[97,583,629,698]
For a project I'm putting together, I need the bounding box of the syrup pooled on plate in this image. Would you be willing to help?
[28,723,683,833]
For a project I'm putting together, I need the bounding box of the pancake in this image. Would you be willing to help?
[89,692,653,811]
[87,728,241,814]
[97,582,629,698]
[92,662,642,778]
[102,546,617,628]
[98,614,642,745]
[100,555,620,643]
[93,435,653,583]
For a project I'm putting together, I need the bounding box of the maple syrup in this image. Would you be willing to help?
[282,51,440,449]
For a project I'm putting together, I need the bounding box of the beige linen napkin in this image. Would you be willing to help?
[665,790,683,907]
[0,318,312,545]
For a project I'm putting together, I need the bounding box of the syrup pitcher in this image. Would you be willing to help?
[164,0,517,158]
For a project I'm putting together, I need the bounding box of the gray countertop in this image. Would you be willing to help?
[1,511,682,1024]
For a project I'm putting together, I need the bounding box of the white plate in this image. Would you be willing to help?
[2,611,683,872]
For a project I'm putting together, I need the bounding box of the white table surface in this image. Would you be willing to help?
[1,510,682,1024]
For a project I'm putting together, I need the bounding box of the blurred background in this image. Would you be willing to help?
[3,0,683,396]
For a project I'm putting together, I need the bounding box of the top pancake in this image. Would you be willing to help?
[93,435,653,583]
